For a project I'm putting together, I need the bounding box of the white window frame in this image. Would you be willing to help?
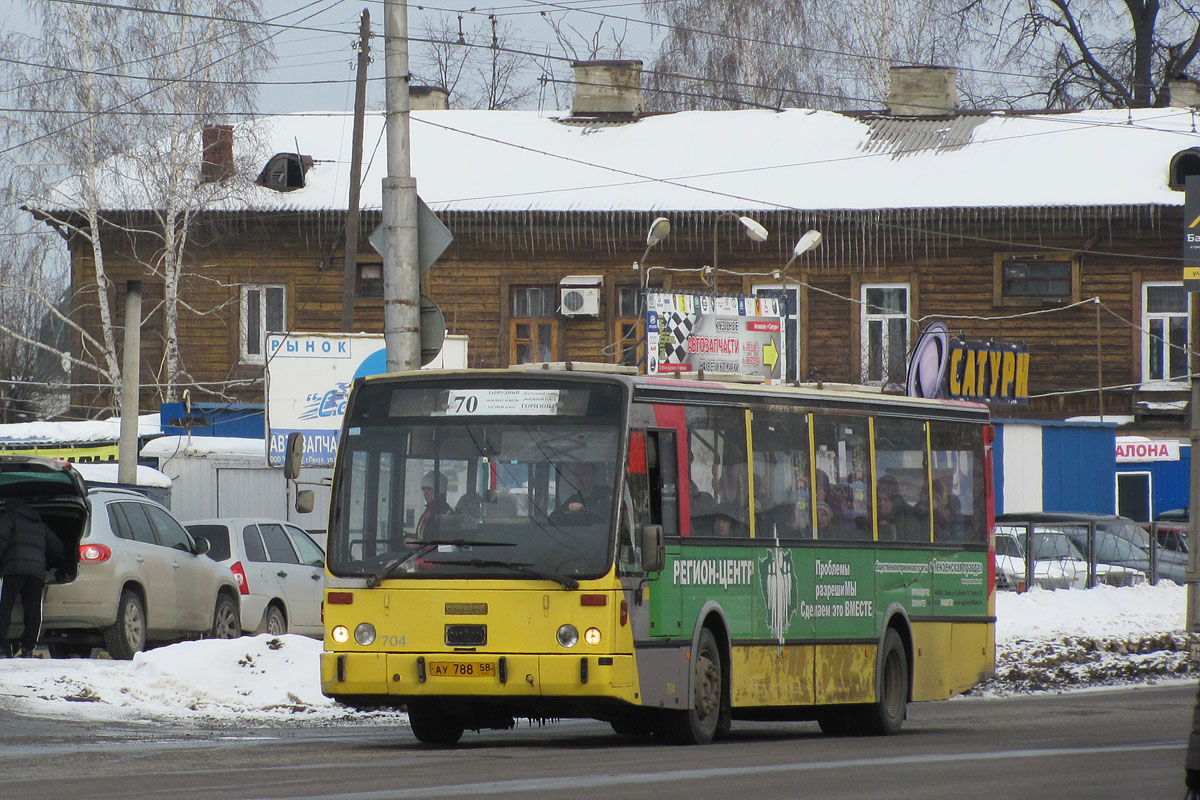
[752,282,800,382]
[1141,281,1190,384]
[240,284,287,365]
[860,282,910,385]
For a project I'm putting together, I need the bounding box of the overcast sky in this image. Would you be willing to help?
[258,0,656,113]
[2,0,658,113]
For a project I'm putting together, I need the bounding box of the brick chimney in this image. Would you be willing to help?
[201,124,234,183]
[1169,76,1200,108]
[570,60,644,119]
[411,85,450,110]
[885,66,958,116]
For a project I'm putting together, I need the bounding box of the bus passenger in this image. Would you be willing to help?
[692,494,745,538]
[877,479,920,541]
[416,471,451,539]
[930,477,964,540]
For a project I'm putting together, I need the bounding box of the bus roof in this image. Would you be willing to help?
[356,365,990,421]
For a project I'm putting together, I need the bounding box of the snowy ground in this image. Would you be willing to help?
[0,582,1193,726]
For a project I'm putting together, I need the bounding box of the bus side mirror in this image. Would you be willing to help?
[295,489,315,515]
[640,524,664,573]
[284,432,304,481]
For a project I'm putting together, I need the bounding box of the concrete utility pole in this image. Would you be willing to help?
[381,0,421,371]
[341,8,371,333]
[118,280,142,485]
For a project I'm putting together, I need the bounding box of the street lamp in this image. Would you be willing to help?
[635,216,671,288]
[781,230,822,273]
[709,213,769,290]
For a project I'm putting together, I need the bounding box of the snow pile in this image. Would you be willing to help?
[0,635,402,726]
[979,581,1196,695]
[0,584,1194,726]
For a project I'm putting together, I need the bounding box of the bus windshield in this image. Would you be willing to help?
[328,378,626,581]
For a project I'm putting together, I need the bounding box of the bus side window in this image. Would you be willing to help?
[930,422,983,544]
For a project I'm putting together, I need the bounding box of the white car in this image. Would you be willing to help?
[186,518,325,637]
[995,527,1146,591]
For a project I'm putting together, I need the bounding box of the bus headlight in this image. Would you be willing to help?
[354,623,377,646]
[556,624,579,648]
[584,627,602,646]
[332,625,350,643]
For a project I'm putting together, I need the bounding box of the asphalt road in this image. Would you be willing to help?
[0,683,1193,799]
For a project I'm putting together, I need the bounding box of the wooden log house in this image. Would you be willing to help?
[40,63,1200,435]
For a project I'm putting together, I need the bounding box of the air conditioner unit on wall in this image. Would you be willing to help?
[560,287,600,316]
[559,275,603,317]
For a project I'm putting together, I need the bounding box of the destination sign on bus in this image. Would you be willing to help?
[436,389,561,416]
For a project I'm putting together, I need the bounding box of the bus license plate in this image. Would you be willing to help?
[429,661,495,678]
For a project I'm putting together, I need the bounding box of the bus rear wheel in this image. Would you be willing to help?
[407,701,465,745]
[663,628,722,745]
[856,628,908,736]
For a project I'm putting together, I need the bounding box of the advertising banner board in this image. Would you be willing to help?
[266,333,387,466]
[1186,175,1200,291]
[947,339,1030,405]
[645,291,785,380]
[265,333,469,467]
[905,323,1030,405]
[0,443,121,462]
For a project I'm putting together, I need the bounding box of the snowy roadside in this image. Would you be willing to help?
[974,581,1198,695]
[0,582,1193,726]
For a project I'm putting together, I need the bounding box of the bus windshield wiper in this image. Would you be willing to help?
[366,539,515,588]
[437,558,580,590]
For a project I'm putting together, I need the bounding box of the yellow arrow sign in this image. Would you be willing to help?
[763,338,780,372]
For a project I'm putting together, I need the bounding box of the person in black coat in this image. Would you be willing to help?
[0,499,64,658]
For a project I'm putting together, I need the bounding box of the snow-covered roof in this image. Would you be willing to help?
[140,435,267,461]
[72,462,173,489]
[0,414,161,444]
[201,107,1200,213]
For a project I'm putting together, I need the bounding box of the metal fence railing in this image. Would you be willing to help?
[994,519,1187,592]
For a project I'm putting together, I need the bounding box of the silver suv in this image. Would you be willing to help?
[2,457,242,658]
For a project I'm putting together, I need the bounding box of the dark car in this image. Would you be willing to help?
[0,456,85,582]
[996,511,1186,584]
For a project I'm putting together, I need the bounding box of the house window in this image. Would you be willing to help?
[993,253,1078,305]
[861,283,909,385]
[357,261,383,298]
[753,284,799,382]
[1142,282,1190,382]
[613,285,645,367]
[241,284,286,365]
[509,286,557,364]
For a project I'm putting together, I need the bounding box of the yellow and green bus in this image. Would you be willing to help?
[320,367,995,745]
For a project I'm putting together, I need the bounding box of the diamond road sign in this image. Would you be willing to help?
[369,195,453,277]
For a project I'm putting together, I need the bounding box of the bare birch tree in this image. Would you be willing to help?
[8,0,272,412]
[640,0,836,111]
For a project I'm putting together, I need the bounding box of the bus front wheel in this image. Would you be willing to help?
[407,701,465,745]
[663,628,723,745]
